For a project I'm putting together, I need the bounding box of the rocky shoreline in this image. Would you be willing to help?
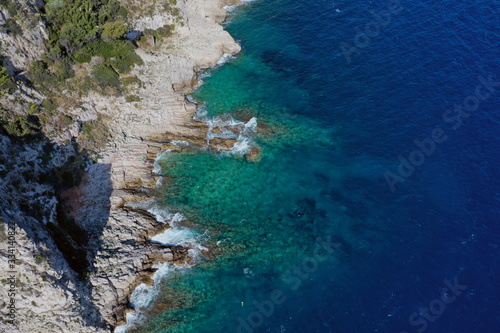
[0,0,244,332]
[76,0,243,329]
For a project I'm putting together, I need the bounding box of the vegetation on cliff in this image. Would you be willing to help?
[0,65,15,95]
[0,0,19,17]
[44,0,127,53]
[25,0,141,93]
[0,0,182,159]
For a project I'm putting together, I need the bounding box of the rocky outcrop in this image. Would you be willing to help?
[88,205,189,326]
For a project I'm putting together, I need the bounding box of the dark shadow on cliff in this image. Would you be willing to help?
[0,123,112,330]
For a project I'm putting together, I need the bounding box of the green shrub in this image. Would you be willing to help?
[22,0,144,95]
[44,0,127,54]
[0,66,15,95]
[59,23,91,54]
[77,40,142,73]
[85,40,135,59]
[0,0,18,17]
[73,50,92,64]
[0,66,9,86]
[28,61,50,86]
[97,0,127,24]
[45,0,99,50]
[52,57,75,81]
[28,50,73,91]
[34,253,46,265]
[3,115,42,138]
[171,7,180,17]
[42,44,64,64]
[5,19,22,36]
[162,0,178,13]
[28,102,39,115]
[38,0,132,90]
[28,61,64,90]
[101,21,128,39]
[92,63,120,88]
[143,25,172,39]
[41,99,58,115]
[121,75,142,87]
[26,0,141,93]
[60,115,73,126]
[125,94,141,103]
[110,52,142,74]
[81,122,92,136]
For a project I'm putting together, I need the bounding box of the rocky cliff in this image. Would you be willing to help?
[0,0,242,332]
[0,0,48,75]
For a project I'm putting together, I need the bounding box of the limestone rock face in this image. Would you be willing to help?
[0,229,108,333]
[0,135,109,333]
[0,0,48,74]
[87,207,187,325]
[170,0,242,69]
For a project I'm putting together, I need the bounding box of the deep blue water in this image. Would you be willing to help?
[226,1,500,332]
[134,0,500,332]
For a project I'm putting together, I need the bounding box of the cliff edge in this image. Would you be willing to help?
[0,0,241,331]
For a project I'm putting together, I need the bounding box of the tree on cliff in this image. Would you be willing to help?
[0,65,15,96]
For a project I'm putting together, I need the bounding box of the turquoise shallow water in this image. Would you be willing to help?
[129,0,500,332]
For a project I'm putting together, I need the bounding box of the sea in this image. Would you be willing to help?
[120,0,500,332]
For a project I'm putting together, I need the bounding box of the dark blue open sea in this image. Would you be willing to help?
[126,0,500,332]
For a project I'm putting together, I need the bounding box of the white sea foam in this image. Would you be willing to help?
[244,117,258,132]
[243,267,255,278]
[148,205,186,224]
[230,136,252,154]
[223,5,238,12]
[217,117,258,154]
[142,202,209,261]
[201,114,258,154]
[151,227,197,247]
[216,53,236,66]
[170,140,191,147]
[152,227,209,262]
[192,53,236,90]
[193,72,211,89]
[153,152,168,176]
[193,105,208,122]
[114,202,202,333]
[114,263,185,333]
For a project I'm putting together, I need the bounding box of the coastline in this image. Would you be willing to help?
[0,0,243,332]
[2,1,498,333]
[82,0,244,330]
